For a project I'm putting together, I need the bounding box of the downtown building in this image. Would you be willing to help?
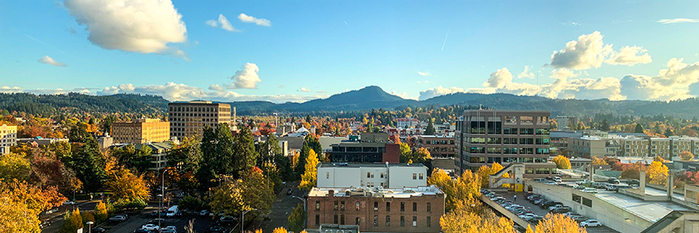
[168,101,235,139]
[112,118,170,144]
[329,133,400,163]
[0,124,17,155]
[455,110,555,174]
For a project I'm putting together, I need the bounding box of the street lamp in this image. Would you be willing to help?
[241,208,258,233]
[86,221,93,233]
[157,194,163,228]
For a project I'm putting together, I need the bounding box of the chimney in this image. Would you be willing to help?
[328,189,335,197]
[640,170,646,195]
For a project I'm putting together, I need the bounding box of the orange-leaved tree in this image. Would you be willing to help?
[535,213,587,233]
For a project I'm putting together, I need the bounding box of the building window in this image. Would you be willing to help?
[413,216,417,227]
[374,202,379,211]
[356,201,360,210]
[334,214,338,224]
[374,215,378,226]
[339,201,345,211]
[427,216,431,227]
[401,202,405,212]
[413,173,417,180]
[381,172,385,178]
[386,202,391,211]
[341,214,345,225]
[400,216,405,227]
[316,201,320,210]
[356,217,360,225]
[316,214,320,226]
[419,173,424,180]
[413,202,417,212]
[427,202,431,212]
[386,215,390,226]
[334,201,338,210]
[326,172,329,179]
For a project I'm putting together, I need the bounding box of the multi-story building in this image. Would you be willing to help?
[112,142,172,171]
[396,118,420,129]
[112,118,170,144]
[568,136,610,158]
[549,130,583,155]
[619,136,649,158]
[307,185,444,233]
[329,133,400,163]
[317,163,427,189]
[0,124,17,155]
[17,137,69,146]
[168,101,234,139]
[668,136,699,158]
[455,110,551,172]
[415,135,454,158]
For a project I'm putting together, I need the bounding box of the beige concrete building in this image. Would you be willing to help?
[568,136,612,158]
[0,124,17,155]
[455,110,551,172]
[415,135,454,158]
[168,101,234,138]
[112,118,170,144]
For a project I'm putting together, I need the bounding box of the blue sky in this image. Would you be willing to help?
[2,0,699,102]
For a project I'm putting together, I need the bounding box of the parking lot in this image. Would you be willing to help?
[489,190,618,233]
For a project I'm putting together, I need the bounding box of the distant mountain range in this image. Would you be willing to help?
[2,86,699,118]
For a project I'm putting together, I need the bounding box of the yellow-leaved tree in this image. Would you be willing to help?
[552,155,571,169]
[535,213,586,233]
[647,161,669,185]
[94,201,108,222]
[440,211,517,233]
[429,168,482,212]
[680,151,694,161]
[591,156,608,165]
[105,167,149,201]
[299,150,320,190]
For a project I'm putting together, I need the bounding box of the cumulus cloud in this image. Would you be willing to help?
[517,66,535,79]
[238,13,271,27]
[658,18,699,24]
[549,31,612,70]
[606,46,652,66]
[550,68,578,80]
[208,84,224,91]
[299,87,312,92]
[0,86,23,93]
[483,68,513,89]
[418,71,431,76]
[621,58,699,100]
[64,0,188,57]
[418,86,465,100]
[228,63,261,89]
[38,56,67,67]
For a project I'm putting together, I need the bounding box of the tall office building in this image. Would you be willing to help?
[168,101,234,138]
[0,124,17,155]
[112,118,170,144]
[455,110,552,172]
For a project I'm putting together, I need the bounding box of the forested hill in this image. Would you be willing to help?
[0,93,168,116]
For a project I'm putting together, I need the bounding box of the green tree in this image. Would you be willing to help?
[299,150,320,191]
[295,134,322,178]
[635,123,644,133]
[178,196,206,212]
[197,124,236,189]
[424,118,436,135]
[210,168,274,219]
[261,161,283,191]
[306,115,312,124]
[288,204,306,233]
[274,154,294,182]
[234,124,259,172]
[167,136,202,173]
[399,143,412,163]
[260,134,282,160]
[100,115,117,135]
[601,119,610,131]
[70,137,107,192]
[664,128,674,137]
[0,153,31,182]
[59,209,83,233]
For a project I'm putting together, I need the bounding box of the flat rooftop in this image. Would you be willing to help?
[595,190,688,223]
[319,162,426,168]
[309,185,443,198]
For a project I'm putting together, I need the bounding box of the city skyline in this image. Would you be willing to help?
[2,1,699,103]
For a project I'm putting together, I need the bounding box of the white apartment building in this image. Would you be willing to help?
[0,124,17,155]
[317,163,427,189]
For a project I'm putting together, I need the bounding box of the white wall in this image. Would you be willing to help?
[317,165,426,189]
[388,166,427,189]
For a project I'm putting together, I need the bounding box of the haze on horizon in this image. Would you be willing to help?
[2,0,699,103]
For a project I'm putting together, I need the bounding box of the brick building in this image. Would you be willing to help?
[307,186,444,233]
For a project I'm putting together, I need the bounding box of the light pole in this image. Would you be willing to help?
[241,208,257,233]
[157,193,163,228]
[86,221,93,233]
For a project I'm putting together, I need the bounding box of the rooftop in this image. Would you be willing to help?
[309,185,443,198]
[594,190,688,223]
[318,162,427,168]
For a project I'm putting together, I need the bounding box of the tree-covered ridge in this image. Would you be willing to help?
[0,93,168,117]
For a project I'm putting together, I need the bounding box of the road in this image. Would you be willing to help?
[494,191,618,233]
[251,181,306,232]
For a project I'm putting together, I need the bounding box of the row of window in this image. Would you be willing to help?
[422,140,454,145]
[468,137,550,145]
[467,156,548,163]
[169,106,230,112]
[316,215,431,228]
[468,147,550,154]
[323,201,431,213]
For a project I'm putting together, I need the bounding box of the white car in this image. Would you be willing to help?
[63,200,76,205]
[199,210,209,216]
[580,219,602,227]
[142,224,160,231]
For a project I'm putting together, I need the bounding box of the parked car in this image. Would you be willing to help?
[553,177,562,182]
[286,188,293,195]
[548,204,564,211]
[63,200,76,205]
[571,215,588,222]
[92,227,106,233]
[200,210,210,216]
[582,188,598,193]
[551,206,573,213]
[109,215,127,222]
[142,223,160,231]
[134,229,150,233]
[580,219,603,227]
[160,226,177,233]
[528,216,544,224]
[207,226,228,233]
[219,216,237,225]
[608,178,620,184]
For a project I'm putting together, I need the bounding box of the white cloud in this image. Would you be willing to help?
[64,0,188,57]
[206,20,218,27]
[238,13,271,27]
[606,46,652,66]
[418,71,431,76]
[38,56,67,67]
[658,18,699,24]
[517,66,535,79]
[550,68,578,80]
[208,84,224,91]
[0,86,23,93]
[299,87,312,92]
[483,68,513,89]
[549,31,612,70]
[418,86,466,100]
[621,58,699,100]
[218,14,236,32]
[228,63,261,89]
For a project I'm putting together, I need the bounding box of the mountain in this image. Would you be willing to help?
[0,92,168,116]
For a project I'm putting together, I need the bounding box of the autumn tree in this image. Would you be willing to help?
[535,213,587,233]
[210,168,274,219]
[95,201,108,222]
[273,227,289,233]
[399,143,412,163]
[591,156,608,165]
[0,152,31,182]
[288,204,306,233]
[59,209,83,233]
[0,195,40,232]
[105,167,148,202]
[299,150,320,190]
[412,147,433,164]
[552,155,571,169]
[681,151,694,161]
[477,163,503,188]
[647,161,669,185]
[440,210,517,233]
[428,168,481,212]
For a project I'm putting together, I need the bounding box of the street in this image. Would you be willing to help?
[252,181,306,233]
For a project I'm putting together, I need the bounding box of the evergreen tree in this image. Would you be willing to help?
[294,135,323,179]
[71,137,107,192]
[260,134,282,161]
[635,123,645,133]
[664,128,674,137]
[306,115,312,123]
[601,119,610,131]
[424,118,436,135]
[234,123,259,173]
